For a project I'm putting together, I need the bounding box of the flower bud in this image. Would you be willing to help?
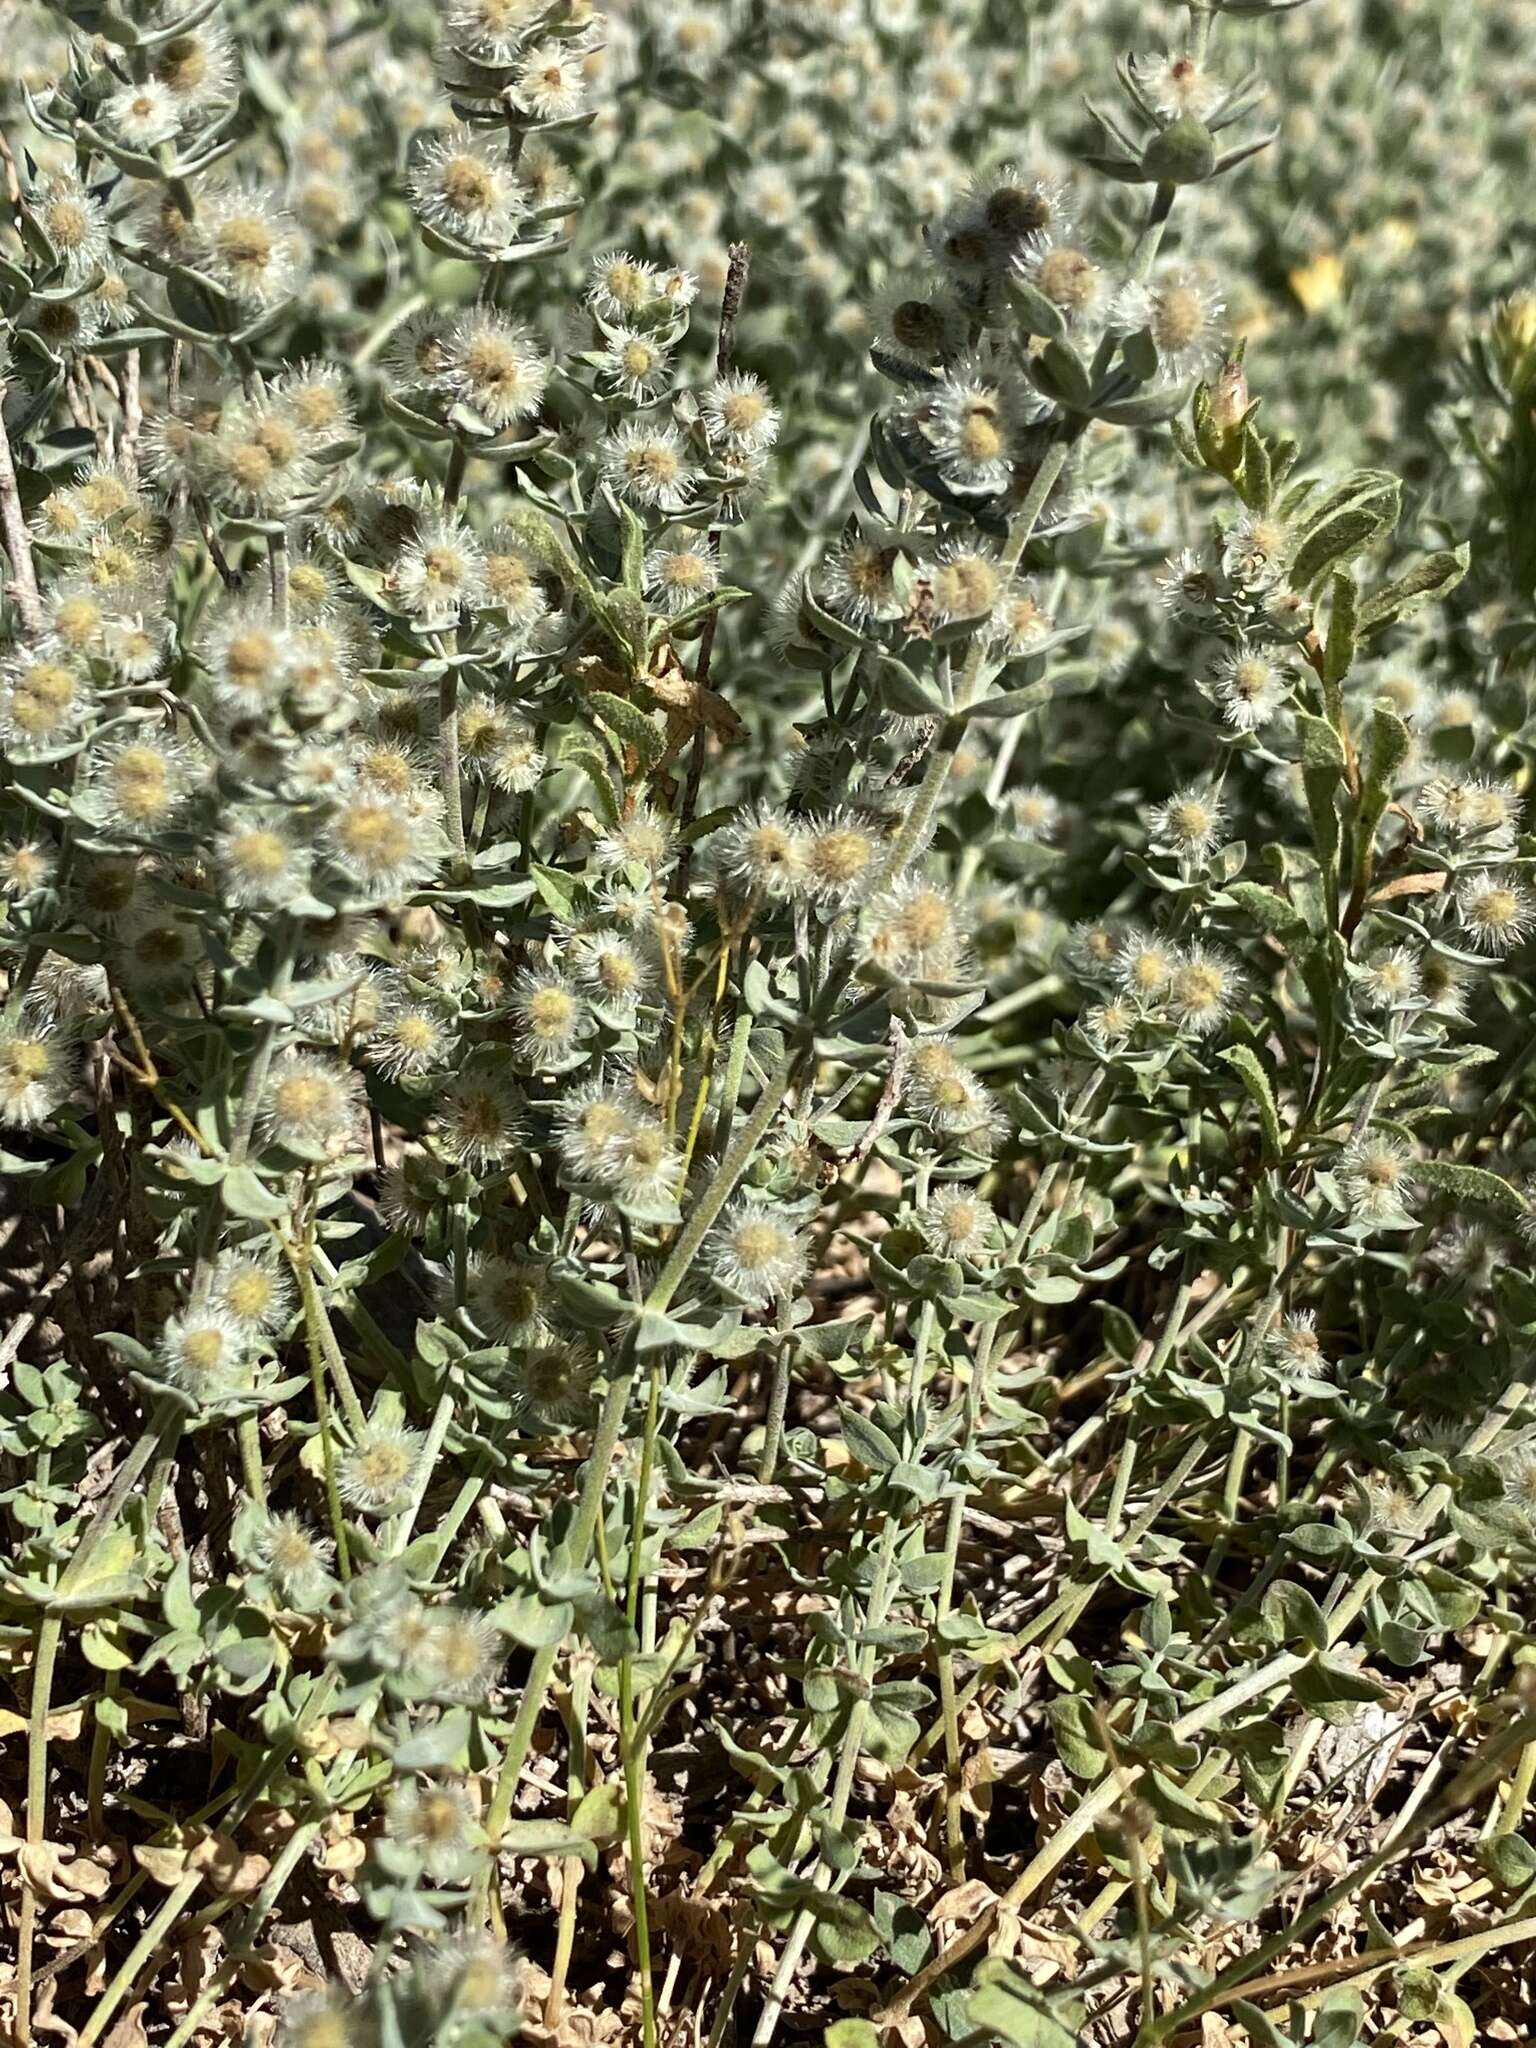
[1210,358,1249,430]
[1140,115,1218,186]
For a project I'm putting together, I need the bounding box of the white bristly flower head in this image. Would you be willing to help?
[596,802,677,877]
[598,1112,684,1213]
[385,1779,480,1879]
[719,804,807,900]
[440,1069,525,1170]
[410,127,526,251]
[325,790,446,902]
[158,1307,250,1401]
[1011,786,1061,841]
[1266,1310,1330,1391]
[261,1053,361,1153]
[507,1342,600,1428]
[554,1079,644,1184]
[705,1196,807,1307]
[1144,269,1226,382]
[0,1025,71,1128]
[438,313,549,429]
[1456,871,1533,955]
[1336,1137,1418,1226]
[1116,927,1176,1001]
[993,580,1055,656]
[1166,944,1243,1036]
[574,932,651,1007]
[702,372,780,455]
[919,1187,996,1259]
[927,365,1015,493]
[1152,785,1226,861]
[601,326,673,402]
[0,840,55,900]
[255,1512,335,1601]
[340,1424,426,1515]
[196,190,307,310]
[800,811,882,905]
[588,250,660,321]
[86,735,199,837]
[512,40,589,121]
[216,814,309,909]
[467,1256,552,1348]
[390,510,486,624]
[1212,647,1287,732]
[213,1253,295,1334]
[105,79,182,149]
[420,1606,504,1701]
[1017,233,1103,324]
[1354,946,1421,1012]
[510,967,587,1067]
[599,421,697,512]
[643,541,719,614]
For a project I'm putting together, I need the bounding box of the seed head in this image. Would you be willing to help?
[256,1511,335,1600]
[918,1188,996,1259]
[440,1069,525,1169]
[213,1253,295,1333]
[599,421,697,512]
[1336,1137,1418,1226]
[386,1779,480,1877]
[339,1424,425,1515]
[467,1256,552,1347]
[439,312,549,428]
[0,1026,70,1128]
[702,372,781,455]
[261,1053,361,1152]
[507,1342,601,1427]
[644,542,720,614]
[510,967,587,1066]
[719,804,808,900]
[1153,786,1226,861]
[158,1307,250,1401]
[1166,944,1243,1035]
[705,1196,808,1307]
[410,128,526,250]
[1456,872,1533,955]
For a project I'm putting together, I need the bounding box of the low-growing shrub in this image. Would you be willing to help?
[2,0,1535,2044]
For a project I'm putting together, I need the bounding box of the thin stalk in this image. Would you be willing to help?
[390,1387,456,1552]
[0,374,44,634]
[750,1518,902,2047]
[757,1326,794,1484]
[620,1359,663,2048]
[874,435,1075,887]
[439,668,468,876]
[544,1661,594,2025]
[78,1677,339,2047]
[885,1381,1534,2023]
[292,1253,371,1439]
[14,1615,62,2046]
[299,1267,353,1582]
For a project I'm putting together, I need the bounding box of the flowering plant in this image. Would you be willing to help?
[3,0,1536,2045]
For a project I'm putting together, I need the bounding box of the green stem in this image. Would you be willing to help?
[757,1333,793,1483]
[237,1413,268,1509]
[391,1386,456,1552]
[621,1366,659,2048]
[78,1678,338,2047]
[440,668,468,877]
[299,1265,352,1582]
[292,1254,371,1439]
[875,433,1076,886]
[751,1518,902,2047]
[15,1614,63,2045]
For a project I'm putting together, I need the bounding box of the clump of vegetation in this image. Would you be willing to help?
[2,1,1535,2045]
